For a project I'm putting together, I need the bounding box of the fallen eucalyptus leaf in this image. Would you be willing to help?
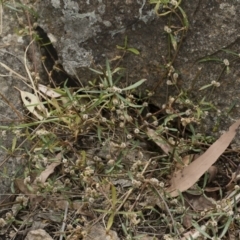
[167,119,240,197]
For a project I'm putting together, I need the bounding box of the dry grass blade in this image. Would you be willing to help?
[167,119,240,197]
[0,61,29,82]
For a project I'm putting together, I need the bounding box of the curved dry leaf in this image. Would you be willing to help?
[83,224,119,240]
[207,165,218,183]
[24,229,53,240]
[20,90,49,120]
[183,214,192,229]
[167,119,240,197]
[39,153,62,183]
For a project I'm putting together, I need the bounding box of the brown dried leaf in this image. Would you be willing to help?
[39,161,61,183]
[15,179,33,195]
[188,195,214,211]
[83,224,119,240]
[175,154,195,170]
[24,229,53,240]
[39,153,62,183]
[183,214,192,229]
[167,119,240,197]
[207,165,218,183]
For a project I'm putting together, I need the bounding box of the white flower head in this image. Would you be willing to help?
[164,26,172,33]
[223,59,229,66]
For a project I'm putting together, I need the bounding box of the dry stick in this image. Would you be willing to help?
[151,184,181,239]
[24,40,40,101]
[59,201,69,240]
[24,9,38,74]
[0,2,2,36]
[0,62,29,82]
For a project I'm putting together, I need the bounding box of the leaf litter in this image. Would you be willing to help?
[4,51,240,239]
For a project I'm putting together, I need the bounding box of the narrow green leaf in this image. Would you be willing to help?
[97,126,102,142]
[221,49,240,56]
[127,48,140,55]
[89,68,103,75]
[106,59,113,87]
[170,33,177,51]
[198,58,222,63]
[219,216,232,238]
[111,185,117,207]
[226,66,230,74]
[191,221,211,239]
[106,212,115,231]
[116,94,144,108]
[178,6,189,29]
[121,79,146,91]
[124,36,128,48]
[116,45,125,50]
[12,136,17,152]
[112,67,124,74]
[199,84,213,91]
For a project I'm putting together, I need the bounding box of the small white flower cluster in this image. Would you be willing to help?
[166,79,173,85]
[5,212,14,221]
[16,195,29,207]
[164,25,172,34]
[170,198,178,205]
[172,72,179,83]
[24,176,31,185]
[13,129,22,138]
[163,234,174,240]
[127,134,132,139]
[107,159,115,166]
[181,117,196,127]
[36,129,50,136]
[1,130,7,140]
[83,166,94,176]
[120,142,127,148]
[0,218,7,227]
[107,86,122,93]
[142,102,148,107]
[170,0,178,6]
[176,206,185,214]
[131,160,142,171]
[132,179,142,188]
[93,155,102,162]
[82,114,88,120]
[134,128,140,134]
[85,187,98,199]
[128,212,140,225]
[211,80,221,87]
[185,109,192,116]
[208,220,218,227]
[223,59,229,66]
[112,97,119,106]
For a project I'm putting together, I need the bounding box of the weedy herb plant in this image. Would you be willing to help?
[1,1,240,240]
